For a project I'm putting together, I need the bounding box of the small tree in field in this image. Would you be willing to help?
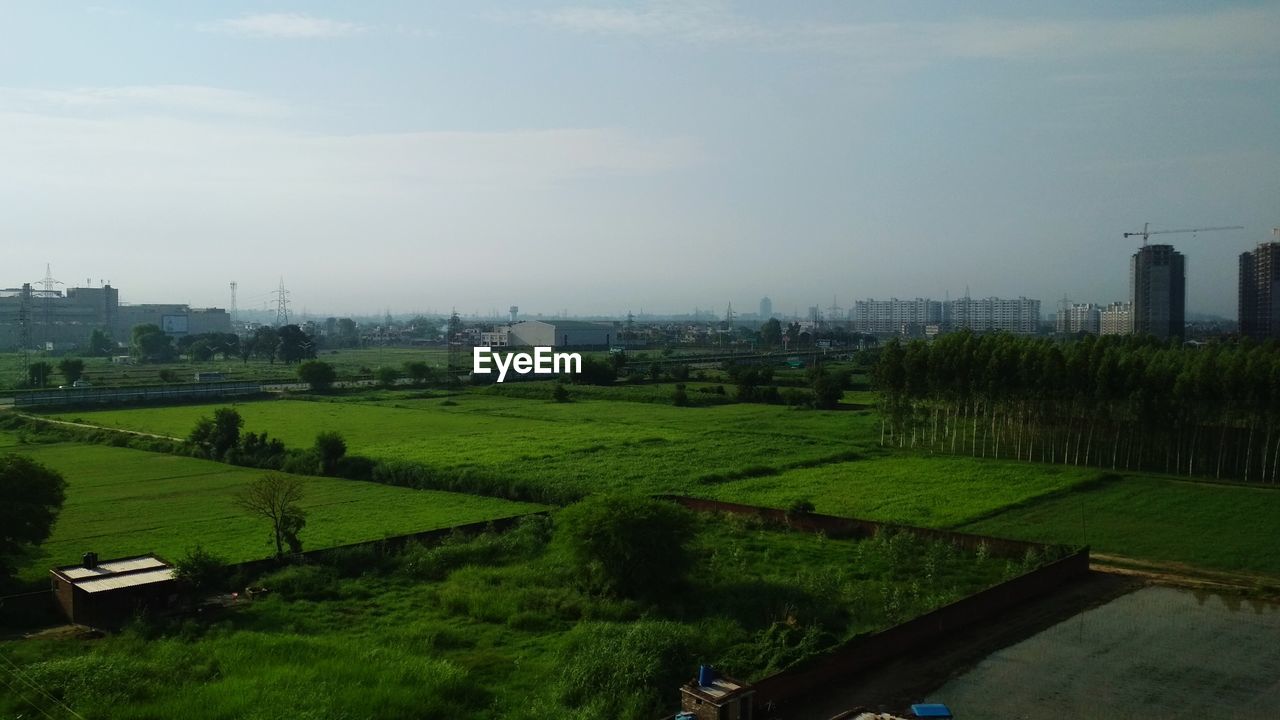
[190,407,243,460]
[57,358,85,384]
[314,431,347,475]
[375,366,400,389]
[298,360,336,391]
[235,474,306,559]
[556,495,694,599]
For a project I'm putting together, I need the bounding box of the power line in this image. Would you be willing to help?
[0,650,86,720]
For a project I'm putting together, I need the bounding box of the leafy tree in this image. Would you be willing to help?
[190,407,244,459]
[314,431,347,475]
[298,360,337,391]
[158,369,180,383]
[88,328,114,357]
[553,382,571,403]
[760,318,783,348]
[130,323,175,363]
[27,361,53,388]
[555,494,694,599]
[375,366,401,388]
[235,473,306,559]
[0,455,67,581]
[403,360,435,386]
[57,358,86,384]
[251,326,279,362]
[276,324,316,364]
[672,384,689,407]
[189,340,214,362]
[573,357,617,386]
[812,368,846,410]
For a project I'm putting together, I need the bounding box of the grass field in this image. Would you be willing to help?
[706,455,1102,527]
[3,436,541,581]
[0,513,1022,719]
[48,395,884,498]
[23,384,1280,580]
[963,475,1280,577]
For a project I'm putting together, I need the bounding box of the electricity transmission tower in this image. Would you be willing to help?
[274,278,291,327]
[229,281,239,328]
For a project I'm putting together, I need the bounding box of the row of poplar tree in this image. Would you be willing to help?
[874,331,1280,483]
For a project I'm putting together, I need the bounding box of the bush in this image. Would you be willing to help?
[174,544,228,596]
[672,384,689,407]
[553,383,571,403]
[557,621,698,718]
[297,360,337,391]
[314,431,347,475]
[375,366,401,388]
[259,564,339,601]
[556,495,694,599]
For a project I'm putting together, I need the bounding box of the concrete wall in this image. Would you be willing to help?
[656,495,1090,716]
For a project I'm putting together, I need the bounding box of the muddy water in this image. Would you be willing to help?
[924,586,1280,718]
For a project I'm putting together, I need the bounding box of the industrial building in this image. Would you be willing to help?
[0,281,230,351]
[506,320,617,348]
[50,553,178,627]
[1130,244,1186,341]
[1238,238,1280,340]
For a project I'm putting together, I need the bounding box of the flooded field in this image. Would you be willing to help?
[926,585,1280,718]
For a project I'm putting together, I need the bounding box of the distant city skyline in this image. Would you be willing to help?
[3,2,1277,316]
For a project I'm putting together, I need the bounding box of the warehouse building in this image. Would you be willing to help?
[506,320,616,348]
[50,553,178,627]
[0,280,230,351]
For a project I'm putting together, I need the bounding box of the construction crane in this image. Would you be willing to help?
[1123,222,1243,246]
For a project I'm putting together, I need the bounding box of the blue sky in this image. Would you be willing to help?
[2,1,1277,317]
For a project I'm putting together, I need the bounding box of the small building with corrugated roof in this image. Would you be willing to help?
[50,553,178,627]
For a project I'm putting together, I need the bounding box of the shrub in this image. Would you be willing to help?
[259,564,339,601]
[556,621,698,718]
[297,360,337,391]
[174,544,228,596]
[314,431,347,475]
[556,495,694,599]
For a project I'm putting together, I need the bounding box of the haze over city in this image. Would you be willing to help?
[3,1,1277,316]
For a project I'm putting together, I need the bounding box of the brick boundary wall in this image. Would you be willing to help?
[2,511,548,627]
[655,495,1091,715]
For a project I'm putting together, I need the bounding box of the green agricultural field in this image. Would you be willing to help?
[706,455,1103,528]
[48,394,885,499]
[3,438,541,581]
[0,512,1027,720]
[963,475,1280,578]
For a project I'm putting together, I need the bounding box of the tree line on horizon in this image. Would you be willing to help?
[874,331,1280,483]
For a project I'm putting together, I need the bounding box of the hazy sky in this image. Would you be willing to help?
[3,1,1278,318]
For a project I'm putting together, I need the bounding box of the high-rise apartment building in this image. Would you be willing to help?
[1099,302,1132,336]
[1239,239,1280,340]
[851,298,942,334]
[1055,303,1101,335]
[1130,244,1185,341]
[758,296,772,320]
[945,297,1040,334]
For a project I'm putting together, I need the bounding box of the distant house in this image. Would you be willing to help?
[50,553,178,627]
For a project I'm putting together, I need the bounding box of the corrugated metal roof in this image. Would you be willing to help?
[60,556,167,579]
[78,568,175,594]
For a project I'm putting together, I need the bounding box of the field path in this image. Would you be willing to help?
[15,413,185,442]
